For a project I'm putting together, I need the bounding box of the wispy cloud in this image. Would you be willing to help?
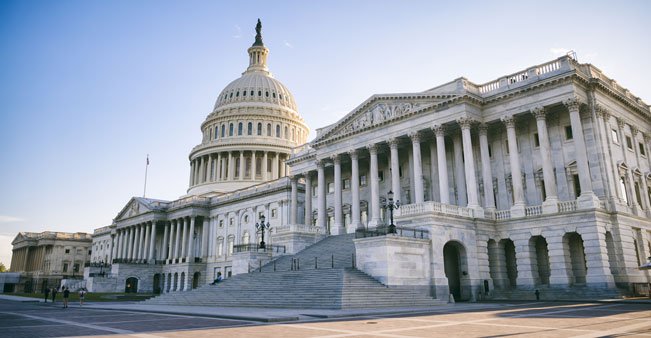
[0,215,25,223]
[233,25,242,39]
[284,40,294,49]
[550,48,570,56]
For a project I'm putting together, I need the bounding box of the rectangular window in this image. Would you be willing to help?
[635,182,643,208]
[327,182,334,193]
[620,177,629,205]
[488,144,492,158]
[360,175,367,186]
[626,136,633,150]
[219,220,224,228]
[229,218,234,226]
[533,133,540,148]
[65,249,70,254]
[541,179,546,201]
[399,165,403,177]
[343,178,350,190]
[611,129,619,143]
[639,143,646,156]
[63,263,68,272]
[573,174,581,198]
[312,185,317,196]
[271,209,277,218]
[73,264,79,272]
[76,249,82,254]
[378,170,384,182]
[565,126,573,140]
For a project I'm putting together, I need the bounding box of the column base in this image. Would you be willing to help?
[367,218,384,229]
[510,204,526,218]
[542,198,559,214]
[348,221,362,234]
[331,224,346,235]
[577,192,600,209]
[468,204,484,218]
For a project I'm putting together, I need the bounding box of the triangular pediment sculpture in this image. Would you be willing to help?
[115,197,153,221]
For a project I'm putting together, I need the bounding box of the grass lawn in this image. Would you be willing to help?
[10,292,156,302]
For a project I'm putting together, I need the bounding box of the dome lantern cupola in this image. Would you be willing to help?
[246,19,270,75]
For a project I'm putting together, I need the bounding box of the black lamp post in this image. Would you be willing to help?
[255,215,271,249]
[386,190,400,234]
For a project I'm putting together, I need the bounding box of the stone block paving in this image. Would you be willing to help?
[1,299,650,338]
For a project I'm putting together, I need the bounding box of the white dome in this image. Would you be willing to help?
[213,72,298,112]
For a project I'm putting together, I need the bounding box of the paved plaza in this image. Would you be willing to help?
[0,298,649,338]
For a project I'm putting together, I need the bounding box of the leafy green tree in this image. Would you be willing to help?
[0,263,7,272]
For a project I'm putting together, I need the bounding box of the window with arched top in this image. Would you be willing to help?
[238,122,243,135]
[291,128,295,141]
[229,92,232,98]
[272,92,276,98]
[247,122,252,135]
[236,91,239,97]
[257,123,262,135]
[229,123,233,136]
[221,124,225,138]
[258,90,262,96]
[267,123,272,136]
[284,126,288,139]
[265,91,269,97]
[243,90,246,97]
[250,90,254,96]
[215,126,219,139]
[276,125,280,138]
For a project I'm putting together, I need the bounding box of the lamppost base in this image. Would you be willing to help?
[259,242,266,249]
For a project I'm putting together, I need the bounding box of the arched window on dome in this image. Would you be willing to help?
[291,128,295,141]
[235,157,240,178]
[279,94,283,100]
[215,126,218,139]
[265,91,269,97]
[245,157,251,178]
[243,90,246,97]
[276,125,280,138]
[229,123,234,136]
[272,92,276,98]
[267,123,271,136]
[258,91,262,97]
[284,126,288,139]
[247,122,252,135]
[250,90,254,96]
[221,124,225,138]
[236,91,239,97]
[256,157,262,177]
[238,122,243,136]
[229,92,233,98]
[257,123,262,136]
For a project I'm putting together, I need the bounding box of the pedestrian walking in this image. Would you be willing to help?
[79,288,86,307]
[62,287,69,308]
[44,287,50,303]
[51,287,57,303]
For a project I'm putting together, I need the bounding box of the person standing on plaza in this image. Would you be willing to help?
[62,287,69,309]
[79,288,86,307]
[51,287,57,303]
[43,287,49,303]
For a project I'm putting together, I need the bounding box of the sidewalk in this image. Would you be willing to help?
[0,294,45,302]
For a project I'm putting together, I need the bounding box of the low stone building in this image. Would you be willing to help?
[9,231,92,293]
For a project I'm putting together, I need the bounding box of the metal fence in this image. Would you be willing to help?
[355,226,429,239]
[233,244,286,254]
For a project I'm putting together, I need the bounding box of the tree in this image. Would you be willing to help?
[0,263,7,272]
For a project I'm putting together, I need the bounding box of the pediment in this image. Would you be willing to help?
[617,161,629,170]
[115,197,152,221]
[633,167,643,176]
[312,94,452,145]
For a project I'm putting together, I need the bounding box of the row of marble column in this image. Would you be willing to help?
[190,151,289,186]
[159,216,208,263]
[289,97,596,227]
[113,221,156,262]
[10,246,46,272]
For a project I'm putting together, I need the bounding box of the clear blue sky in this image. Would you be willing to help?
[1,0,650,266]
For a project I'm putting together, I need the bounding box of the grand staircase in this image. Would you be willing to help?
[143,234,445,309]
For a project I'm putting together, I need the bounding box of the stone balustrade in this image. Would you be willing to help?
[275,224,322,234]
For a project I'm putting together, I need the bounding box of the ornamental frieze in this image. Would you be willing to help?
[336,102,425,137]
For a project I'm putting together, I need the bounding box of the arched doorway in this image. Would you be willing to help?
[180,272,185,290]
[530,236,550,285]
[125,277,138,293]
[443,241,466,301]
[153,274,161,294]
[501,239,518,288]
[193,272,200,289]
[564,232,587,285]
[173,273,178,292]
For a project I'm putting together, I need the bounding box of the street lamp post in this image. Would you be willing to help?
[99,260,105,277]
[255,215,271,249]
[386,190,400,234]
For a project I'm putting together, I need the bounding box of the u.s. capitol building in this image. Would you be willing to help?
[85,22,651,304]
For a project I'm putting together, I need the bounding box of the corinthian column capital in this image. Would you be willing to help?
[456,117,475,130]
[348,149,359,160]
[531,106,547,120]
[501,115,516,128]
[388,138,400,149]
[408,131,421,143]
[563,96,584,112]
[366,144,379,154]
[431,124,446,137]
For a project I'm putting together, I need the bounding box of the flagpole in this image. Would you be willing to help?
[143,154,149,198]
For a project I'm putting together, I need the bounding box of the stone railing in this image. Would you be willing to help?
[494,210,511,220]
[275,224,322,234]
[558,200,578,212]
[476,56,571,96]
[397,201,474,218]
[525,205,543,217]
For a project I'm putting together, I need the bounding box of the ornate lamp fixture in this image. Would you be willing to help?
[255,215,271,249]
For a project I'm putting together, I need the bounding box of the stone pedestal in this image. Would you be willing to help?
[354,235,431,296]
[542,198,559,214]
[232,251,273,276]
[272,224,325,254]
[577,193,601,210]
